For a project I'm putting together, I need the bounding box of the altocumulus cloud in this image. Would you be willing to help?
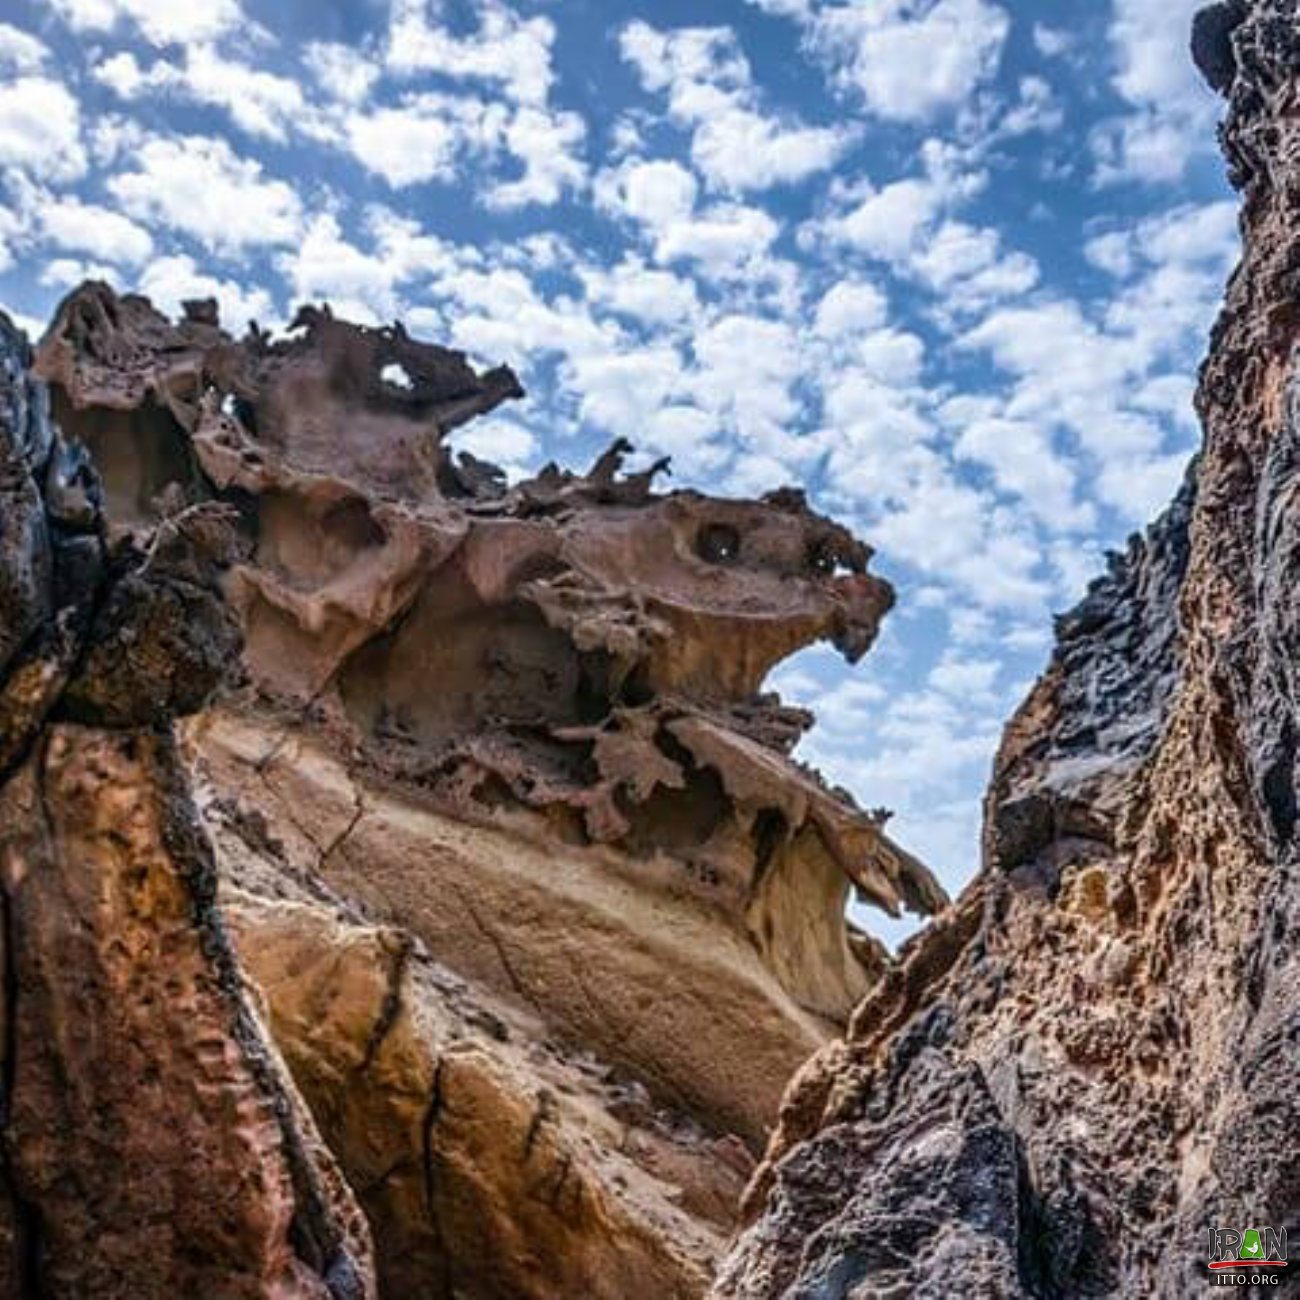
[0,0,1237,937]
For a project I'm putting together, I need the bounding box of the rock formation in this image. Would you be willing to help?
[716,3,1299,1295]
[0,312,375,1297]
[0,272,943,1294]
[5,4,1297,1293]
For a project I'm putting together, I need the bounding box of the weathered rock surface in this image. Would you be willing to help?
[12,6,1293,1290]
[0,311,375,1297]
[3,269,943,1294]
[717,3,1299,1295]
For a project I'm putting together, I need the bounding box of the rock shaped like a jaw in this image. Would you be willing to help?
[516,471,898,704]
[31,281,947,1028]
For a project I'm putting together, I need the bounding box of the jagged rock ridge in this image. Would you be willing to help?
[716,3,1299,1295]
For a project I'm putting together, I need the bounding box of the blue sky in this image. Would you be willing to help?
[0,0,1236,941]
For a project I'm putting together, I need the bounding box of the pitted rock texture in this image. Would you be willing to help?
[0,310,375,1298]
[718,4,1299,1296]
[33,283,942,974]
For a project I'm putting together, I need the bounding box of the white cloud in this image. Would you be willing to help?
[448,414,539,481]
[278,214,405,323]
[853,329,926,386]
[0,22,48,72]
[275,208,474,325]
[488,105,586,208]
[570,346,685,436]
[620,19,855,193]
[950,411,1091,532]
[928,651,1000,703]
[813,280,889,337]
[136,254,279,332]
[691,107,854,193]
[345,99,474,188]
[809,0,1010,123]
[744,0,812,16]
[33,193,155,265]
[595,155,781,280]
[595,157,699,229]
[108,134,304,253]
[40,257,119,289]
[1097,451,1189,520]
[581,258,701,328]
[1033,24,1074,59]
[387,0,557,106]
[47,0,244,47]
[996,76,1065,140]
[691,314,806,449]
[304,43,381,106]
[808,144,986,265]
[641,405,731,475]
[816,176,948,260]
[654,202,781,278]
[340,92,583,207]
[0,77,86,182]
[94,46,315,145]
[1093,0,1220,185]
[434,264,615,375]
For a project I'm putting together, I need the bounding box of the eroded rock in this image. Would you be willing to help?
[719,4,1300,1295]
[7,276,943,1294]
[28,280,941,1144]
[0,310,375,1297]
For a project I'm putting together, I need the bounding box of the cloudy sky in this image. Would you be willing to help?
[0,0,1237,940]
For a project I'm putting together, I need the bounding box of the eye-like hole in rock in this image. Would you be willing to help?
[807,539,852,578]
[696,523,741,565]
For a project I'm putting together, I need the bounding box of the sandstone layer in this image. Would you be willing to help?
[716,4,1299,1295]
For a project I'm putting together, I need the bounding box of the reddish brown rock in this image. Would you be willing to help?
[9,270,943,1294]
[0,310,375,1298]
[28,279,942,1150]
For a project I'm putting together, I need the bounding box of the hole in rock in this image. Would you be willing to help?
[696,522,742,565]
[379,362,414,390]
[50,388,203,528]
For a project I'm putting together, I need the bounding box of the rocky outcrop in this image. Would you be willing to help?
[0,312,375,1297]
[17,6,1295,1289]
[717,3,1299,1296]
[2,275,943,1294]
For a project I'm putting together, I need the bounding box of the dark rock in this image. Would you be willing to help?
[1192,1,1249,93]
[723,3,1300,1296]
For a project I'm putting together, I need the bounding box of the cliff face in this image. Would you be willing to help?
[716,3,1299,1295]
